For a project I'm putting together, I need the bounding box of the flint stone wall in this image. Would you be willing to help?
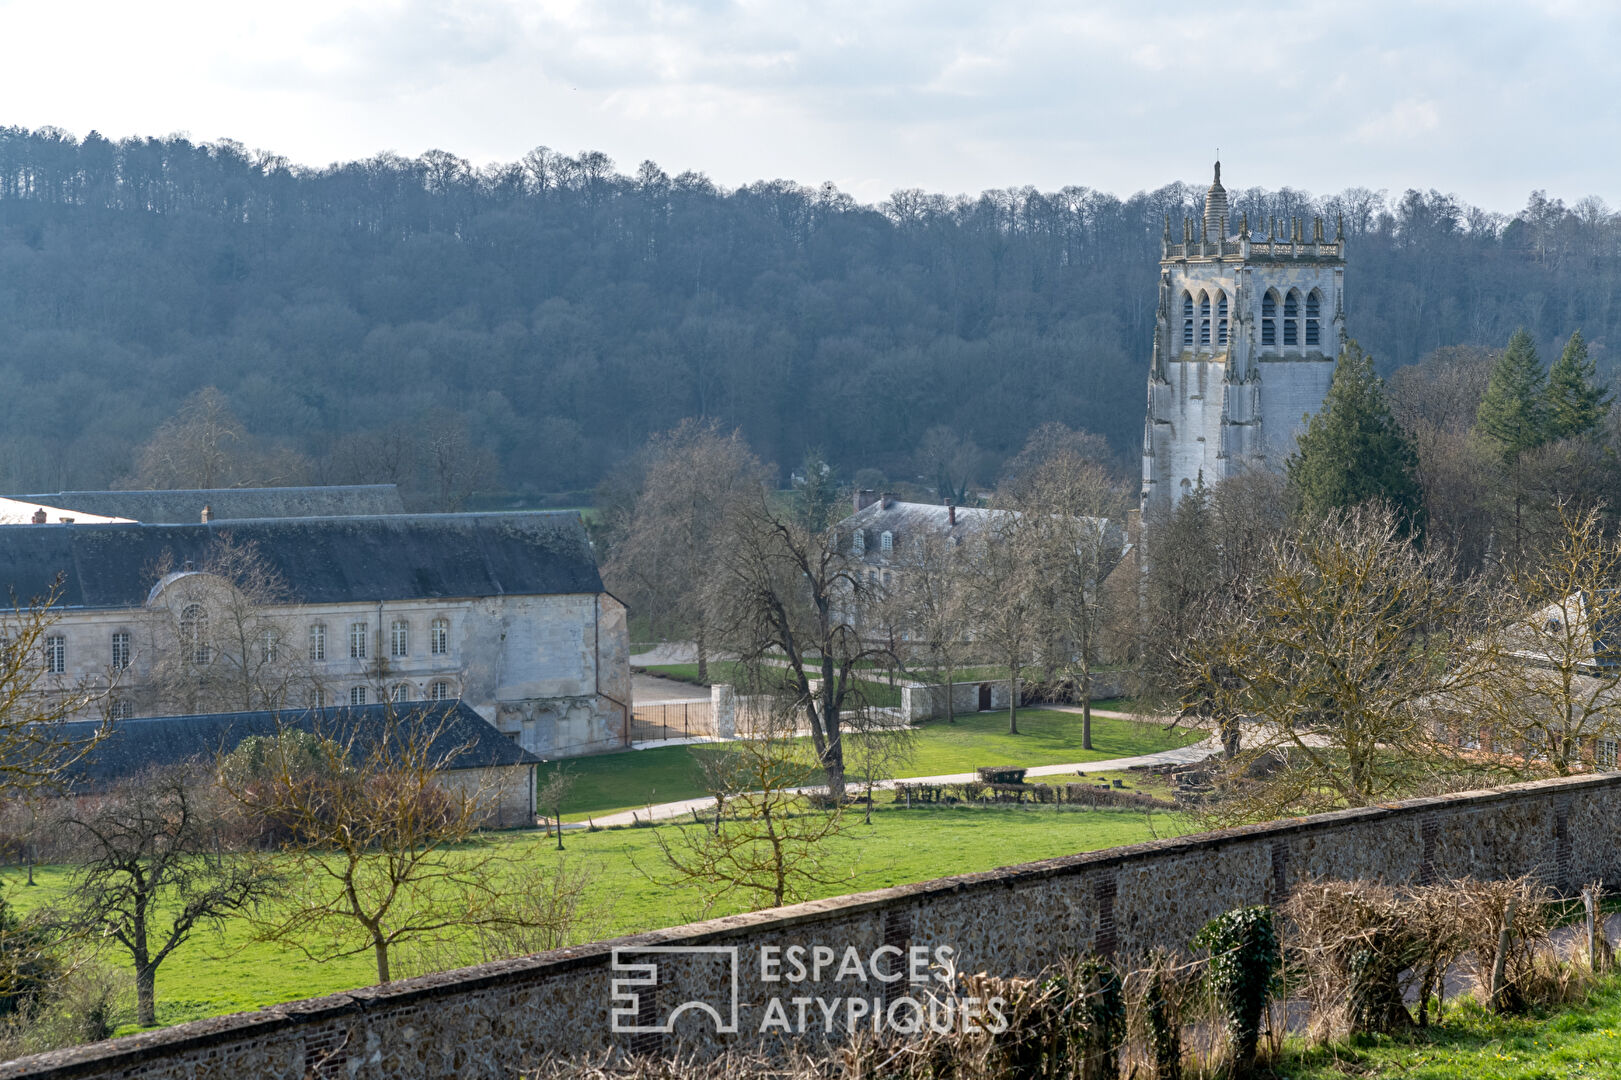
[899,671,1135,722]
[6,771,1620,1079]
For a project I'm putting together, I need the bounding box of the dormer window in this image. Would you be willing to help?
[880,531,893,554]
[852,531,865,556]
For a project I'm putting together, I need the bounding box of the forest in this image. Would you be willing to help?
[0,124,1615,503]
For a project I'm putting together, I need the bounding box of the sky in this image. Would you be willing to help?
[0,0,1615,212]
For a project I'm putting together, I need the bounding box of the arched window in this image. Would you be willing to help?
[1261,292,1277,346]
[1198,294,1211,347]
[430,680,454,702]
[390,619,410,658]
[1181,293,1194,348]
[309,623,326,662]
[392,682,413,703]
[350,685,368,706]
[430,618,449,656]
[1283,290,1300,346]
[1305,290,1321,346]
[180,604,209,664]
[261,627,280,664]
[1217,293,1229,347]
[349,621,368,660]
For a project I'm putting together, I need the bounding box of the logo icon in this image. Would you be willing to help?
[611,946,740,1034]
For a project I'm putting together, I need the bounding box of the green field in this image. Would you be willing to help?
[542,708,1205,818]
[1282,973,1621,1079]
[4,804,1184,1030]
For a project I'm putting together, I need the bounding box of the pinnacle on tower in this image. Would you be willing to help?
[1203,160,1229,240]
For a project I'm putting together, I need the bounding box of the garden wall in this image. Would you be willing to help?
[6,771,1621,1079]
[899,670,1135,721]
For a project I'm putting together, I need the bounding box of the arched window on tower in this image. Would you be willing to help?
[1216,293,1229,347]
[1181,293,1194,349]
[1305,290,1321,346]
[1283,291,1300,346]
[1262,292,1277,346]
[1199,294,1211,347]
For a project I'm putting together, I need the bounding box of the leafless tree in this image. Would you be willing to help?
[960,510,1039,734]
[650,710,845,913]
[54,766,277,1026]
[223,716,561,984]
[128,386,310,489]
[1478,502,1621,774]
[704,491,893,799]
[144,534,319,715]
[1176,503,1495,823]
[894,532,972,721]
[606,421,767,680]
[538,768,576,851]
[419,411,497,512]
[846,711,916,825]
[1015,451,1128,750]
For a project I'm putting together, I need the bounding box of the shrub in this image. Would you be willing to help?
[1194,906,1280,1075]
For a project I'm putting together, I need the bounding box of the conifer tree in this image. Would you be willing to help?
[1545,329,1611,440]
[1475,328,1550,463]
[1287,341,1424,534]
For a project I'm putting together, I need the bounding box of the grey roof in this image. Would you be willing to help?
[12,485,406,524]
[52,701,538,790]
[0,512,603,610]
[835,500,1003,563]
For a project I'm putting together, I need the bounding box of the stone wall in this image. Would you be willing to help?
[898,671,1135,721]
[8,772,1621,1079]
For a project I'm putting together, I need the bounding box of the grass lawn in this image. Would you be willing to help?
[1281,973,1621,1079]
[4,804,1184,1031]
[543,709,1204,819]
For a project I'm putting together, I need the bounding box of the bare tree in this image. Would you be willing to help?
[223,717,555,984]
[418,411,497,512]
[650,711,845,913]
[1016,452,1128,750]
[960,510,1039,734]
[846,711,916,825]
[129,386,310,489]
[704,491,893,799]
[0,579,116,795]
[607,421,767,681]
[55,766,277,1026]
[1176,503,1494,822]
[894,531,972,722]
[538,768,575,851]
[145,534,318,715]
[1479,502,1621,774]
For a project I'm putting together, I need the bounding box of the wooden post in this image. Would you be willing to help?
[1490,896,1521,1012]
[1585,884,1604,973]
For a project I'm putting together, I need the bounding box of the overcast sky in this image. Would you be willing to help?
[1,0,1614,212]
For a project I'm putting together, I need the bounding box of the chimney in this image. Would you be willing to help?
[29,508,45,524]
[58,517,74,524]
[947,502,956,527]
[200,504,212,523]
[881,492,896,510]
[854,489,879,513]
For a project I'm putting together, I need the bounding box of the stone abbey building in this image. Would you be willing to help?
[1140,163,1346,515]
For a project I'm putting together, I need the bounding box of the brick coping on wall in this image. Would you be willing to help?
[5,769,1620,1078]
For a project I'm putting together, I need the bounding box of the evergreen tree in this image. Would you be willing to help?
[1475,328,1550,463]
[793,450,840,532]
[1545,329,1611,440]
[1287,341,1424,533]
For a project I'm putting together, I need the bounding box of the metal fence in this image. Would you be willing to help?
[631,699,714,741]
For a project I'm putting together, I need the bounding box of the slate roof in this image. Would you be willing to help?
[0,512,603,610]
[11,485,406,524]
[53,701,539,791]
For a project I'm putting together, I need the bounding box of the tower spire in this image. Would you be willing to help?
[1203,159,1229,241]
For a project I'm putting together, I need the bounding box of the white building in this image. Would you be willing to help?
[1141,162,1346,516]
[0,512,631,760]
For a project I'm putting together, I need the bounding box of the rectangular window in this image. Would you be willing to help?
[45,636,65,675]
[349,622,368,660]
[110,699,133,720]
[1599,738,1618,771]
[1199,319,1210,346]
[392,683,411,703]
[1306,319,1320,346]
[350,685,368,706]
[261,628,280,664]
[430,618,449,656]
[110,631,130,671]
[1262,320,1276,346]
[430,681,452,702]
[309,624,326,662]
[310,686,326,709]
[1283,320,1298,346]
[391,619,409,658]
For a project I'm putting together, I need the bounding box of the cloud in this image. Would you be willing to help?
[1355,100,1442,144]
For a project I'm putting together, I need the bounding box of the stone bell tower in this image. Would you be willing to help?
[1140,162,1347,517]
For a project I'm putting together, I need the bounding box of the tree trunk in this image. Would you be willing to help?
[374,937,391,984]
[1081,664,1093,751]
[695,628,709,685]
[135,961,156,1026]
[1008,671,1020,735]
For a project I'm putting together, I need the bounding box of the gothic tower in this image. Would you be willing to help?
[1140,162,1346,517]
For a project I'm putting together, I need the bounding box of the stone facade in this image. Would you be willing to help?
[7,771,1619,1079]
[1141,163,1345,516]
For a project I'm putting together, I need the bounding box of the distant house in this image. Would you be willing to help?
[52,700,540,827]
[6,484,406,524]
[835,491,1002,592]
[0,511,631,760]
